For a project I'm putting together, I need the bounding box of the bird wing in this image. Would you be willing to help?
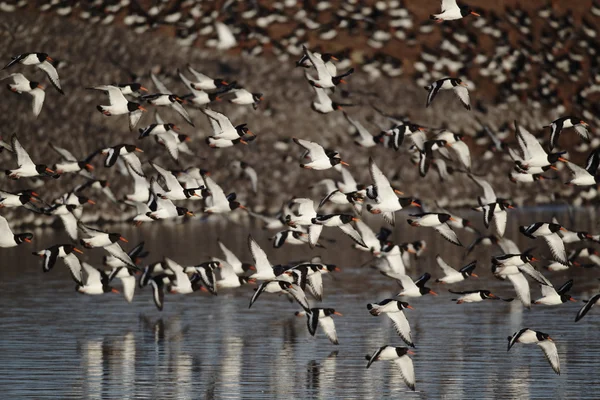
[493,209,507,237]
[518,263,552,286]
[565,161,591,180]
[542,233,568,264]
[425,81,442,108]
[354,220,380,250]
[243,166,258,193]
[11,134,34,167]
[556,279,573,295]
[119,275,136,303]
[202,108,234,135]
[319,316,339,345]
[204,174,228,206]
[574,124,590,142]
[515,122,546,160]
[313,85,332,105]
[63,252,83,285]
[81,261,101,286]
[307,272,323,301]
[249,281,269,308]
[285,283,310,311]
[451,141,471,170]
[29,87,45,117]
[3,72,28,85]
[549,123,562,150]
[537,340,560,375]
[50,143,78,162]
[453,85,471,110]
[150,72,171,94]
[92,85,128,107]
[575,294,600,322]
[307,310,319,335]
[507,273,531,308]
[469,174,497,203]
[308,224,323,248]
[36,60,63,94]
[498,237,520,254]
[369,157,396,201]
[104,242,137,269]
[122,152,145,177]
[157,132,180,161]
[150,161,180,192]
[149,277,165,311]
[170,101,194,126]
[393,356,416,391]
[248,235,273,273]
[293,138,327,160]
[59,211,79,241]
[344,112,373,143]
[339,224,367,248]
[395,274,418,291]
[441,0,458,12]
[540,283,558,298]
[436,254,457,275]
[218,240,242,268]
[433,223,463,246]
[129,110,143,131]
[387,312,414,347]
[303,45,332,80]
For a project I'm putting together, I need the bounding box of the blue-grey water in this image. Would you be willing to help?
[1,210,599,399]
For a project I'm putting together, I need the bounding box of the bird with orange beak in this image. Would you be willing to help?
[293,137,349,170]
[430,1,480,22]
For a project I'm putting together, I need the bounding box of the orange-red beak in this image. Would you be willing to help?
[74,248,83,254]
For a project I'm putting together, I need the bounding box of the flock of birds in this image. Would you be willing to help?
[2,0,600,394]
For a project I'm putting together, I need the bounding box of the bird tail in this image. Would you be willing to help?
[96,105,105,113]
[429,14,439,21]
[424,85,431,90]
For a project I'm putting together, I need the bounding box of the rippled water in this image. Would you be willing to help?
[1,210,599,399]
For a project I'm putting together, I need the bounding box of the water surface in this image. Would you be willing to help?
[1,211,599,399]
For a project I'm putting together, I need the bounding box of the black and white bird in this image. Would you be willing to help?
[249,280,309,310]
[144,73,193,126]
[101,144,145,177]
[435,255,477,283]
[202,108,253,141]
[449,290,505,303]
[50,143,97,176]
[308,214,366,249]
[534,279,576,305]
[4,52,63,94]
[302,308,342,345]
[0,188,39,209]
[367,300,414,347]
[418,139,448,177]
[469,174,514,237]
[78,223,137,268]
[293,138,349,170]
[89,85,147,130]
[507,328,560,375]
[424,77,470,110]
[407,213,462,246]
[33,244,83,283]
[202,172,245,213]
[511,120,568,170]
[366,157,421,225]
[575,294,600,322]
[76,262,119,295]
[519,222,568,264]
[546,117,590,150]
[3,73,45,117]
[182,65,229,92]
[5,134,54,179]
[365,346,416,391]
[248,235,277,281]
[302,45,354,89]
[150,161,203,201]
[385,272,438,297]
[309,84,350,114]
[564,147,600,186]
[217,239,255,276]
[430,0,480,22]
